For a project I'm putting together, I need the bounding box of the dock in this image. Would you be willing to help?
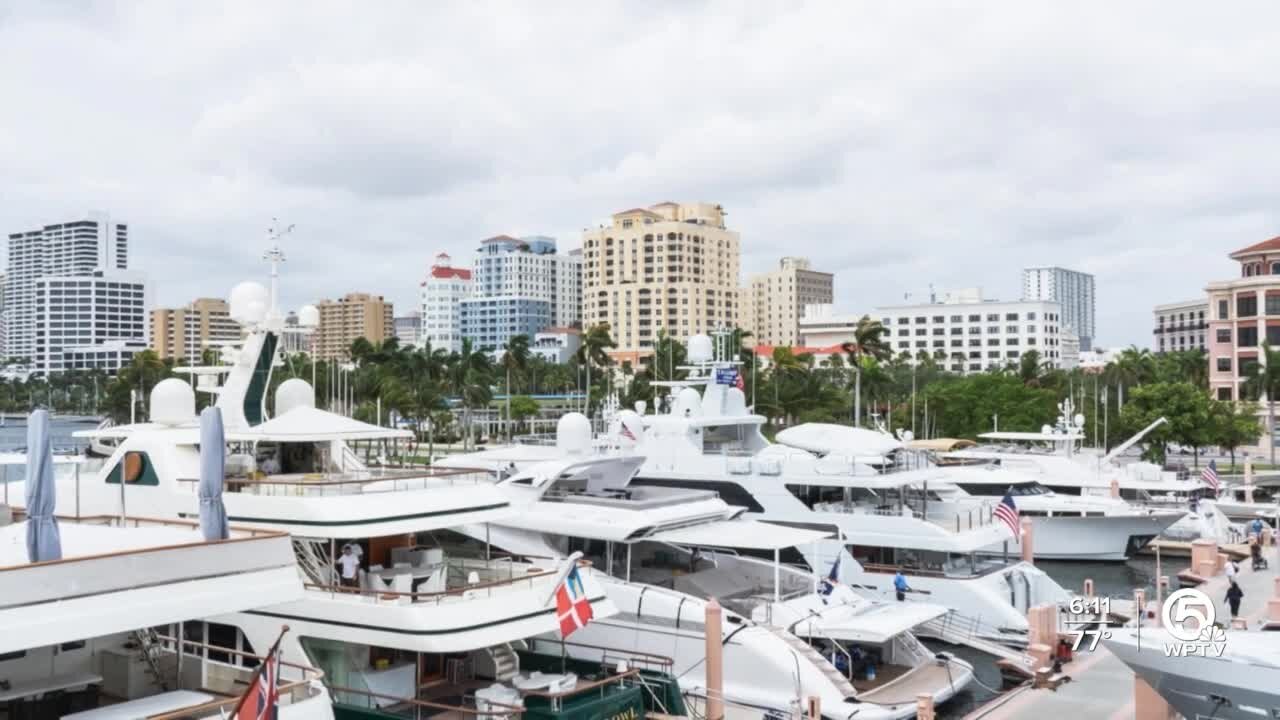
[961,542,1279,720]
[1137,539,1251,560]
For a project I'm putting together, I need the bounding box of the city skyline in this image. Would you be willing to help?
[4,4,1280,349]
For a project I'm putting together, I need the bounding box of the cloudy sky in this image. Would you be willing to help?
[3,2,1279,348]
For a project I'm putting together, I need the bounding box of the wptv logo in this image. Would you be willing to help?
[1159,588,1227,657]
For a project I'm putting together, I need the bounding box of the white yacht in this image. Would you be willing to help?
[0,511,332,719]
[1105,627,1280,720]
[449,445,977,718]
[1211,483,1280,526]
[439,336,1072,646]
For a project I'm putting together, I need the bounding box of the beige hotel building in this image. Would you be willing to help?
[741,257,834,348]
[582,202,740,365]
[312,292,394,360]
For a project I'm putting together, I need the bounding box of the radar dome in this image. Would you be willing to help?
[1041,424,1054,435]
[298,304,320,328]
[556,413,592,455]
[687,334,713,363]
[673,387,703,418]
[229,281,269,325]
[275,378,316,415]
[614,410,644,447]
[150,378,196,426]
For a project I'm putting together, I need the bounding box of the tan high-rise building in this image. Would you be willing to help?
[150,298,243,361]
[313,292,394,360]
[742,257,834,347]
[582,202,739,364]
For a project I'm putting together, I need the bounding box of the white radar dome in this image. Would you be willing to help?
[673,387,703,418]
[614,410,644,447]
[556,413,592,455]
[229,281,270,325]
[298,304,320,328]
[150,378,196,426]
[275,378,316,416]
[687,334,713,363]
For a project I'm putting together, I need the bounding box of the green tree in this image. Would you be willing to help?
[508,395,541,433]
[576,324,617,415]
[1210,399,1262,470]
[499,334,531,441]
[1118,382,1214,464]
[840,315,890,427]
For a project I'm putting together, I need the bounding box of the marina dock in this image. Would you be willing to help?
[962,543,1279,720]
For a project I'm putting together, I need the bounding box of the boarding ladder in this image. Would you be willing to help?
[920,611,1036,672]
[131,628,172,691]
[764,626,858,698]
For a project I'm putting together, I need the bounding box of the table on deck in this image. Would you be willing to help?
[63,689,216,719]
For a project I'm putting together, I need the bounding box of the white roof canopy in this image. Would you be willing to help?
[647,520,831,551]
[229,406,413,442]
[979,431,1083,442]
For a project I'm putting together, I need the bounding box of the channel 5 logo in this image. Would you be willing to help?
[1159,589,1227,657]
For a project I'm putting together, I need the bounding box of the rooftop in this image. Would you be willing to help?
[1230,235,1280,258]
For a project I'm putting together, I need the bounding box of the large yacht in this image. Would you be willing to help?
[439,336,1072,646]
[446,442,977,718]
[0,510,332,718]
[1105,627,1280,720]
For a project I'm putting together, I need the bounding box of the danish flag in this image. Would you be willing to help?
[555,565,595,637]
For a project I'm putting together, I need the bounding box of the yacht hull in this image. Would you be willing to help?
[994,512,1180,562]
[1105,630,1280,720]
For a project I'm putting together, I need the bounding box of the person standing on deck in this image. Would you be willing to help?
[893,568,911,601]
[336,545,361,588]
[1226,581,1244,619]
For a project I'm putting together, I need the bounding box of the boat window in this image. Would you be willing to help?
[631,477,763,512]
[105,451,158,486]
[59,641,86,652]
[0,650,25,662]
[1006,482,1048,496]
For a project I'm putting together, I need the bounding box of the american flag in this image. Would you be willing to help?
[994,492,1020,537]
[1202,459,1220,493]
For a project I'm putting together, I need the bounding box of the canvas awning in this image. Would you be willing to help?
[229,406,412,442]
[646,520,831,550]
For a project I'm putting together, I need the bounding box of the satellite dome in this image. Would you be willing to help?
[150,378,196,426]
[229,281,269,325]
[298,304,320,328]
[687,334,713,363]
[614,410,644,447]
[556,413,592,455]
[275,378,316,416]
[673,387,703,418]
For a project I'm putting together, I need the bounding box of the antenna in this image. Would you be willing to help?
[263,219,294,319]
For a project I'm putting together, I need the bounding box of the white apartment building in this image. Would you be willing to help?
[1152,299,1208,354]
[1022,266,1096,350]
[741,257,833,347]
[460,236,582,351]
[801,288,1069,374]
[420,253,473,353]
[6,214,133,367]
[35,271,150,374]
[581,202,740,365]
[393,311,422,347]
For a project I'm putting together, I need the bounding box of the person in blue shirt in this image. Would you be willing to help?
[893,568,911,601]
[1251,518,1266,541]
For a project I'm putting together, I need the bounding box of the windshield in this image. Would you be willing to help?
[956,481,1047,497]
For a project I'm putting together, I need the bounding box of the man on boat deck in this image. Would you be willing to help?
[893,568,911,601]
[337,545,361,588]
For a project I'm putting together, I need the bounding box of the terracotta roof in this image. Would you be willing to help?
[752,344,846,356]
[1230,236,1280,258]
[480,234,520,244]
[539,326,582,335]
[613,208,663,218]
[429,266,472,280]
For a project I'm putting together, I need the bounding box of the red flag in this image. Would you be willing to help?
[231,629,285,720]
[555,566,594,637]
[734,372,745,390]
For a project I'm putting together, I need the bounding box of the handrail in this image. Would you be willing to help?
[175,465,485,487]
[525,636,675,671]
[326,683,523,716]
[0,514,287,573]
[306,559,592,602]
[520,668,643,701]
[152,635,323,677]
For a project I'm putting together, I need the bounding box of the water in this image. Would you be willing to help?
[0,417,94,453]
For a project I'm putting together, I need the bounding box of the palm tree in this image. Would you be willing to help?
[1017,350,1050,387]
[840,315,890,427]
[1110,346,1155,409]
[449,339,492,449]
[499,334,531,441]
[1244,342,1280,465]
[575,324,616,415]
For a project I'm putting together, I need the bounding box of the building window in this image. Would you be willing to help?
[1267,296,1280,316]
[1217,328,1232,343]
[1268,326,1280,346]
[1217,357,1232,372]
[1238,294,1258,318]
[1239,326,1258,347]
[1218,299,1229,320]
[1218,387,1232,401]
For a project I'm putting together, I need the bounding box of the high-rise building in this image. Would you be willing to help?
[1152,299,1208,354]
[0,272,7,358]
[460,236,581,351]
[150,298,244,361]
[420,253,473,352]
[6,214,134,369]
[394,311,422,347]
[1022,266,1096,350]
[312,292,394,360]
[1207,236,1280,403]
[581,202,740,364]
[742,257,833,347]
[801,288,1069,374]
[6,213,148,374]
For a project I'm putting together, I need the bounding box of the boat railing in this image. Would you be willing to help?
[519,666,646,712]
[145,634,326,719]
[326,683,524,718]
[305,558,591,605]
[524,636,676,675]
[176,465,491,497]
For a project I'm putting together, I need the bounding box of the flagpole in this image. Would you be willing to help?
[542,551,585,608]
[229,624,289,719]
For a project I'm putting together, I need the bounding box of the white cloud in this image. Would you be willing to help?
[2,1,1279,347]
